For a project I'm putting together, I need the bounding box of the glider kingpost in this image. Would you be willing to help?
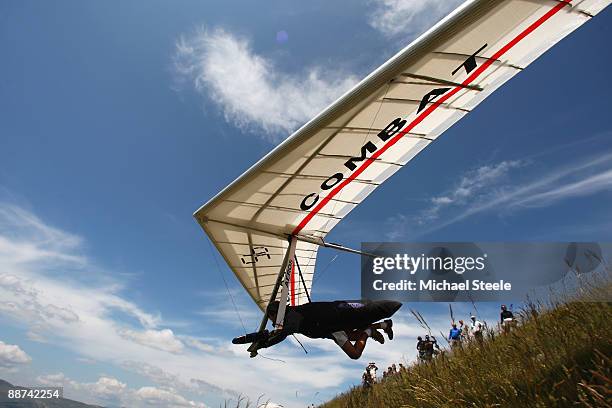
[194,0,610,357]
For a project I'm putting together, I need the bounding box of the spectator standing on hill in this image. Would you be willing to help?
[458,319,468,340]
[366,362,378,383]
[471,315,484,343]
[501,304,516,333]
[416,336,425,359]
[500,304,514,323]
[449,323,462,347]
[422,335,438,361]
[362,370,373,388]
[429,335,439,350]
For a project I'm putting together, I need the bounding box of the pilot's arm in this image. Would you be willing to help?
[259,329,289,349]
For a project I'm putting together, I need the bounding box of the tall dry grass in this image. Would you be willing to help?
[321,282,612,408]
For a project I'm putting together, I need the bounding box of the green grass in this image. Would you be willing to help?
[320,283,612,408]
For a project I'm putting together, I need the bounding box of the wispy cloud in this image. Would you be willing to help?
[0,204,85,266]
[368,0,465,39]
[420,160,523,223]
[447,152,612,224]
[387,149,612,238]
[509,168,612,208]
[181,337,215,353]
[173,28,358,142]
[119,328,185,354]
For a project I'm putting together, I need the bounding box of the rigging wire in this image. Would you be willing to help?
[299,249,317,305]
[312,254,339,284]
[257,353,286,363]
[292,334,308,355]
[294,256,311,303]
[468,293,480,318]
[362,80,392,145]
[206,238,248,335]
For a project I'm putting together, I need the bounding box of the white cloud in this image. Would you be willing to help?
[121,360,237,403]
[37,372,208,408]
[86,376,127,399]
[195,303,260,331]
[172,4,471,140]
[135,386,207,408]
[174,28,358,141]
[387,150,612,238]
[26,329,49,343]
[37,372,74,387]
[0,202,358,404]
[368,0,465,39]
[122,360,180,386]
[258,403,283,408]
[76,357,97,364]
[0,340,31,368]
[189,378,237,398]
[0,200,473,406]
[119,328,184,353]
[38,372,127,406]
[431,196,453,205]
[183,337,215,353]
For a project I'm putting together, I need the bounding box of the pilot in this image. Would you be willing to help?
[254,300,401,359]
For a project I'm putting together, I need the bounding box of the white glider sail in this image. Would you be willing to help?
[195,0,610,312]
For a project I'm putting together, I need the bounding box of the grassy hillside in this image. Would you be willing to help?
[321,287,611,408]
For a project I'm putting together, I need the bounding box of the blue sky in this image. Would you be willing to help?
[0,1,611,407]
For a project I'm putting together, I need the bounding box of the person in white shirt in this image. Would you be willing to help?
[470,315,484,342]
[366,362,378,383]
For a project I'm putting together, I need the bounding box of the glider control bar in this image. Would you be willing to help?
[247,235,296,357]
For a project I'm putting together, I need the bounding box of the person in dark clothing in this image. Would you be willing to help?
[424,335,434,360]
[421,335,439,361]
[423,340,434,361]
[362,370,373,388]
[500,304,514,323]
[416,336,425,359]
[252,300,402,359]
[500,304,515,333]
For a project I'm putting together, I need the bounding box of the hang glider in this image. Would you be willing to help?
[194,0,609,355]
